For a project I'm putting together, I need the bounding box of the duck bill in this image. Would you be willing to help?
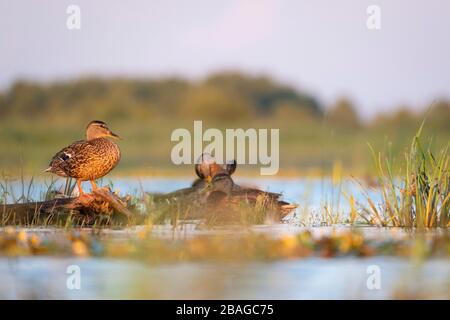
[108,131,121,140]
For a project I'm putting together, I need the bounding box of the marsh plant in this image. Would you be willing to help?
[358,123,449,227]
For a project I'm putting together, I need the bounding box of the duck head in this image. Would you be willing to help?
[195,153,236,182]
[86,120,121,141]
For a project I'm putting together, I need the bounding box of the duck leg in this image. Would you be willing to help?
[76,180,85,196]
[90,180,98,191]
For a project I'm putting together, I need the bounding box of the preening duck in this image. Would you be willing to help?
[153,153,297,222]
[193,153,297,220]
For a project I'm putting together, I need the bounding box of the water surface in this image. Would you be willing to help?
[0,177,447,299]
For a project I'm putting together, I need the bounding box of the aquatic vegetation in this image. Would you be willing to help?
[0,227,448,262]
[321,161,345,225]
[0,227,48,256]
[357,123,449,228]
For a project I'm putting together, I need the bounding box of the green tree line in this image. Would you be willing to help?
[0,72,448,175]
[1,71,449,131]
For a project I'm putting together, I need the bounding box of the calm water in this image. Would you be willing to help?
[0,256,448,299]
[3,176,382,214]
[0,177,448,299]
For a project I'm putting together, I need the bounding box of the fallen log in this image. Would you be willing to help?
[151,184,298,224]
[1,187,134,226]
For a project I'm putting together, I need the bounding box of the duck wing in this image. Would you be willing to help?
[229,186,297,219]
[47,140,93,177]
[231,186,281,200]
[151,187,199,203]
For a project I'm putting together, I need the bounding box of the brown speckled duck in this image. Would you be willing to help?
[192,153,237,193]
[45,120,121,196]
[194,154,297,220]
[153,153,297,222]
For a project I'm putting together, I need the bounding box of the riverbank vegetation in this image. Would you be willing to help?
[1,72,449,176]
[356,123,449,228]
[0,226,448,262]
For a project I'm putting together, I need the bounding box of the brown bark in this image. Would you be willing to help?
[1,187,134,226]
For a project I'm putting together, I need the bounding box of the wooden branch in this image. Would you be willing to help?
[1,187,134,226]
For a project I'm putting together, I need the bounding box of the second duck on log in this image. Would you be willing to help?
[153,153,297,223]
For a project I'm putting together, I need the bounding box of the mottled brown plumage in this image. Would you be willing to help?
[195,153,297,220]
[192,153,236,190]
[45,120,121,195]
[204,173,297,221]
[154,153,297,222]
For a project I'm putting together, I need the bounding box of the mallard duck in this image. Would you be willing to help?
[192,153,236,192]
[194,154,297,219]
[153,153,297,222]
[45,120,121,196]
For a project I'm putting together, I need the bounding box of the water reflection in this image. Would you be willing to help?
[1,257,448,299]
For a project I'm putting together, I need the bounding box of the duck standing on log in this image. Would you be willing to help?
[45,120,121,196]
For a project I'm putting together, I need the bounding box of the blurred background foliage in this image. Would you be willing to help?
[0,71,448,176]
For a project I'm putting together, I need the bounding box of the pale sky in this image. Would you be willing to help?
[1,0,449,118]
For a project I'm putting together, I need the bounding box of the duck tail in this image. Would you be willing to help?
[280,204,298,218]
[43,167,52,173]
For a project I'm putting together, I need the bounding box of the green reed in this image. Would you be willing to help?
[359,122,449,227]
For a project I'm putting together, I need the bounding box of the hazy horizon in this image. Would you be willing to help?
[1,0,449,119]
